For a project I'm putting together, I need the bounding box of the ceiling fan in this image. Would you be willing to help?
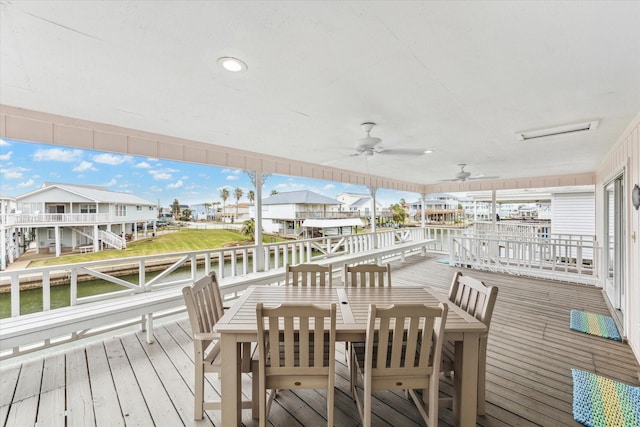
[352,122,426,157]
[440,164,499,182]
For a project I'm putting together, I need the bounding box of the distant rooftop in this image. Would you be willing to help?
[263,190,341,205]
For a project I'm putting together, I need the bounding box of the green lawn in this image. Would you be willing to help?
[30,229,284,267]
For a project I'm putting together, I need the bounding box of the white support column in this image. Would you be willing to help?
[54,225,61,257]
[93,224,99,252]
[0,225,6,271]
[420,193,427,228]
[247,170,269,271]
[369,186,377,234]
[35,228,40,254]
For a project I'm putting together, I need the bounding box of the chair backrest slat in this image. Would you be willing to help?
[366,303,447,373]
[286,263,333,287]
[183,271,225,336]
[344,263,391,287]
[448,271,498,329]
[257,303,336,371]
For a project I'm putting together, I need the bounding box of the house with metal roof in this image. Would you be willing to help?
[2,182,157,264]
[252,190,362,238]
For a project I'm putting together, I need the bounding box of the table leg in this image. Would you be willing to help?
[221,334,242,426]
[453,333,480,427]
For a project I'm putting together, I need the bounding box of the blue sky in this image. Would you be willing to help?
[0,138,417,209]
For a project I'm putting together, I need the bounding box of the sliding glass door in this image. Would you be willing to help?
[604,174,625,323]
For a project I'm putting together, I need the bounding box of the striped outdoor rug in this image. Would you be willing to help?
[572,369,640,427]
[570,310,622,341]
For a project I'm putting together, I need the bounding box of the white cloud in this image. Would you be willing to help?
[1,166,28,179]
[149,170,172,180]
[226,175,239,181]
[103,179,117,187]
[33,148,83,162]
[135,161,152,169]
[0,151,12,161]
[17,179,34,188]
[167,180,184,189]
[92,153,133,165]
[73,161,96,172]
[323,184,336,190]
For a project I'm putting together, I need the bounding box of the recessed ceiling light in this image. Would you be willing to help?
[217,57,248,73]
[515,120,599,141]
[423,149,434,154]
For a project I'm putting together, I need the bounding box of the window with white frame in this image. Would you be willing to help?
[47,229,56,240]
[137,205,142,211]
[115,205,126,216]
[80,204,97,213]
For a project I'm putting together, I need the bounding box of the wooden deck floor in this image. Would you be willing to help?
[1,255,638,426]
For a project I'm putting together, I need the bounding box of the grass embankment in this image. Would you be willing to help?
[30,229,283,268]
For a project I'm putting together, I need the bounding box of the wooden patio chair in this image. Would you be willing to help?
[256,302,337,427]
[182,272,257,420]
[442,271,498,414]
[343,263,391,287]
[350,303,448,427]
[286,263,333,286]
[343,263,392,371]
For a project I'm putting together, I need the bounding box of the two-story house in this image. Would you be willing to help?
[334,192,390,225]
[250,190,362,238]
[3,182,157,262]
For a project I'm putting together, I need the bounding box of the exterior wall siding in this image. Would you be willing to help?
[551,192,595,236]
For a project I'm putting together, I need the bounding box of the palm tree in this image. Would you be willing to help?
[240,219,255,238]
[172,199,180,220]
[248,190,255,204]
[391,203,407,225]
[234,187,243,220]
[220,188,229,221]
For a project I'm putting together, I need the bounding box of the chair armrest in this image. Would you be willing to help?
[194,332,220,341]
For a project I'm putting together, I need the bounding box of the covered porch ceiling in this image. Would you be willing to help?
[1,2,639,193]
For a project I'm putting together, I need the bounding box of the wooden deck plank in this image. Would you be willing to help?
[0,362,20,407]
[133,327,217,426]
[86,341,127,427]
[0,255,638,427]
[66,347,96,427]
[36,353,66,427]
[5,358,42,427]
[117,332,185,426]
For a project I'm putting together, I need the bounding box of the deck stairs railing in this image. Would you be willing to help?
[98,229,126,250]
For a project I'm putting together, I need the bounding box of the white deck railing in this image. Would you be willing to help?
[0,226,603,358]
[1,213,112,225]
[450,233,599,285]
[0,228,432,317]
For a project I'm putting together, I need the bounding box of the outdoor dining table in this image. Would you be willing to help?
[214,285,487,427]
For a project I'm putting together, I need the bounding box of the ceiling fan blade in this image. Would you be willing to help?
[377,148,427,155]
[438,178,461,182]
[468,175,500,180]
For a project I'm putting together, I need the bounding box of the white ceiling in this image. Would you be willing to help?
[1,1,639,187]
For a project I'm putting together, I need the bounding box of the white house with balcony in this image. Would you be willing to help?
[1,182,157,267]
[250,190,362,238]
[334,192,388,223]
